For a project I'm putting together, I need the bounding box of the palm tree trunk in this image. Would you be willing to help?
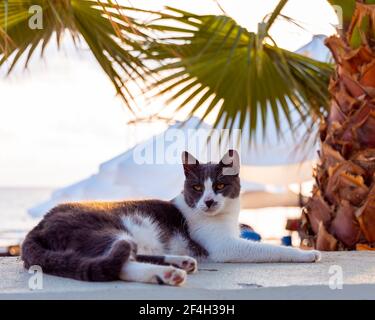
[301,2,375,250]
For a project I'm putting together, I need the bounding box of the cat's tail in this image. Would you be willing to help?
[21,233,131,281]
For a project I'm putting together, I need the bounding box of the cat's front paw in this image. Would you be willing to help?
[156,267,187,286]
[301,249,321,263]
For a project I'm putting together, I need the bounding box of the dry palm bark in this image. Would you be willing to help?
[301,3,375,250]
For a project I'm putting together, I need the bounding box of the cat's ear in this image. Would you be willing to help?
[181,151,199,177]
[219,149,240,176]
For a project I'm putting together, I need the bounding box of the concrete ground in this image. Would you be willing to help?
[1,252,375,300]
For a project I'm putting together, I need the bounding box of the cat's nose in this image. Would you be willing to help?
[205,199,215,208]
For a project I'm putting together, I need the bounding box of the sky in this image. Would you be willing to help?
[0,0,338,187]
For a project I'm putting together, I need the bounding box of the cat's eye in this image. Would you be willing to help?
[193,185,203,192]
[216,183,225,190]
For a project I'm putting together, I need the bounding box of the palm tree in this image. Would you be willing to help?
[300,0,375,251]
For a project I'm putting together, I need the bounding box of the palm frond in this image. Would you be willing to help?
[0,0,151,110]
[146,7,333,142]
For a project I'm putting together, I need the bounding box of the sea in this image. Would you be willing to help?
[0,187,54,247]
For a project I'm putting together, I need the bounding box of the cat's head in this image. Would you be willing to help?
[181,150,241,216]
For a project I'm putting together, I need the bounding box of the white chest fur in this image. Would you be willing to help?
[172,194,241,257]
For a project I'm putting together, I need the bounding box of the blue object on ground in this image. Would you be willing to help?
[281,235,292,246]
[241,229,261,241]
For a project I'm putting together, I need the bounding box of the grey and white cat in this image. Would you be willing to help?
[22,150,321,286]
